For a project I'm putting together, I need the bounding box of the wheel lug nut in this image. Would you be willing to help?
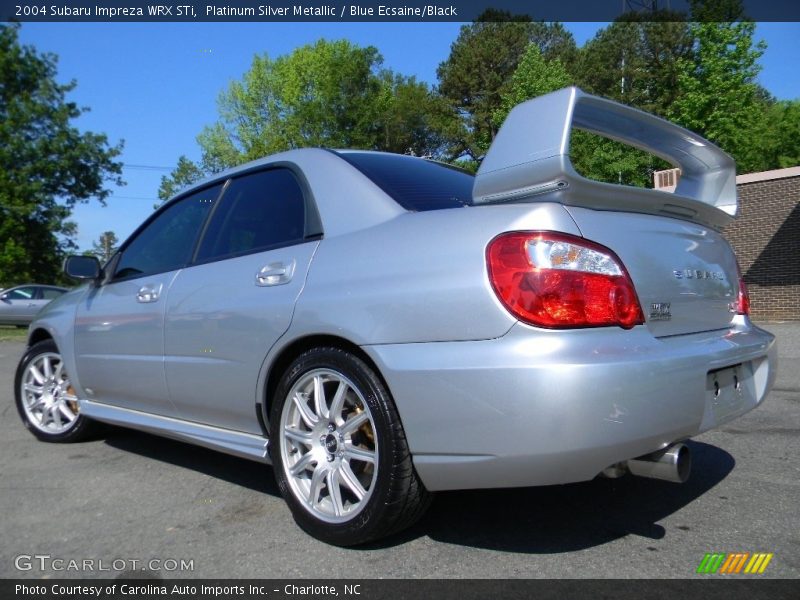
[327,423,335,432]
[327,455,335,462]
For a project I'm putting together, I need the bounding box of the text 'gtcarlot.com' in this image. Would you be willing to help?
[13,554,194,572]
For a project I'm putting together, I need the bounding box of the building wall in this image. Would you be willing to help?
[723,172,800,321]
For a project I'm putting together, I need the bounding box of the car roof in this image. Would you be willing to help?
[167,148,439,202]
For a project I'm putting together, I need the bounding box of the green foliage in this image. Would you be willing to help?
[570,131,671,188]
[667,2,767,173]
[530,21,579,70]
[565,12,691,185]
[157,155,205,204]
[195,39,444,171]
[158,39,448,199]
[575,12,692,116]
[90,231,119,263]
[372,71,450,156]
[436,11,530,160]
[0,24,123,286]
[763,100,800,169]
[493,44,571,127]
[436,11,576,160]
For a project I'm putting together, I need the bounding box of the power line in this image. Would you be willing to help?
[109,195,159,201]
[123,164,174,172]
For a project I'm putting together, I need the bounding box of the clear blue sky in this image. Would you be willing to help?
[17,22,800,251]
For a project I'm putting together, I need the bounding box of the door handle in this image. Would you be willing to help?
[256,260,295,287]
[136,283,162,303]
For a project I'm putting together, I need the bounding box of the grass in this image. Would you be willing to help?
[0,326,28,342]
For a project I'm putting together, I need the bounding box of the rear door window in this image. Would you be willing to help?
[195,168,307,263]
[40,288,65,300]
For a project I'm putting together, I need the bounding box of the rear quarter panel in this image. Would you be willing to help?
[289,202,581,345]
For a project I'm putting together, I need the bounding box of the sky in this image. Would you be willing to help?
[16,21,800,251]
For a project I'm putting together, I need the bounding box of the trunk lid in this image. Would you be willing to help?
[566,206,739,337]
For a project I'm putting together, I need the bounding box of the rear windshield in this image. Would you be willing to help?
[336,151,474,211]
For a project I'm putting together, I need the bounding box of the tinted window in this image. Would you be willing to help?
[337,152,474,211]
[5,287,35,300]
[196,169,306,262]
[115,184,222,280]
[40,288,65,300]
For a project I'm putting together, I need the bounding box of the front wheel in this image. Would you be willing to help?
[270,347,431,546]
[15,339,96,443]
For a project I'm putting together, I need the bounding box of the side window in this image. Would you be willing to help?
[5,287,36,300]
[195,168,306,263]
[40,288,65,300]
[114,184,222,280]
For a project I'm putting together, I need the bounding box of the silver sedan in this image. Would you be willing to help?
[14,88,776,546]
[0,284,67,326]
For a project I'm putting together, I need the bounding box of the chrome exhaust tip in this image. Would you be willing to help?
[626,443,691,483]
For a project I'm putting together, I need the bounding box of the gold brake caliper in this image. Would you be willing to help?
[353,405,374,445]
[66,386,79,414]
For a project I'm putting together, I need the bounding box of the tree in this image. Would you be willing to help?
[529,21,579,74]
[0,24,123,286]
[436,11,577,161]
[575,12,692,116]
[204,40,443,166]
[566,12,691,186]
[158,40,446,200]
[436,11,534,161]
[373,71,450,156]
[493,44,571,127]
[763,100,800,169]
[668,1,767,173]
[90,231,119,263]
[157,155,205,204]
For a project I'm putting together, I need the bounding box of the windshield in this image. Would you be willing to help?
[336,151,474,211]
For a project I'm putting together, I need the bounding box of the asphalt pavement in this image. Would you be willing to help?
[0,323,798,579]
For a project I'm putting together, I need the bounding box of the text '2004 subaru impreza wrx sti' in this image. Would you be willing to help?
[15,87,776,545]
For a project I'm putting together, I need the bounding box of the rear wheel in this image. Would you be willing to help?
[15,340,96,443]
[270,347,431,546]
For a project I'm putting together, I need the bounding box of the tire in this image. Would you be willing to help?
[15,339,97,443]
[270,347,431,546]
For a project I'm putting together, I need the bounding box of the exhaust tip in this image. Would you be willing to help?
[674,444,692,483]
[627,442,691,483]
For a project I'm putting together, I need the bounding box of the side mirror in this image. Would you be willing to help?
[64,255,101,280]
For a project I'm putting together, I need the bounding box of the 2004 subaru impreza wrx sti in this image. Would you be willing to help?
[15,88,776,545]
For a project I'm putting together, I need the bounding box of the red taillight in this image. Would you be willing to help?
[736,262,750,316]
[486,232,645,329]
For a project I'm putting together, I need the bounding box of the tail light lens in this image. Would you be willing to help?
[487,231,644,329]
[736,262,750,316]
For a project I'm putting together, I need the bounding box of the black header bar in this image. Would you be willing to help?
[3,0,800,23]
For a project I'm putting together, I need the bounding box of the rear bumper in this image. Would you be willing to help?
[363,317,776,491]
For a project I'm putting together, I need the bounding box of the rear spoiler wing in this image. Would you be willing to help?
[473,87,737,229]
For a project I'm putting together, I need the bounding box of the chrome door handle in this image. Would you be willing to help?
[256,260,295,287]
[136,283,162,303]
